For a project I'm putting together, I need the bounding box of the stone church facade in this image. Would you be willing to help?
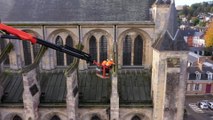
[0,0,188,120]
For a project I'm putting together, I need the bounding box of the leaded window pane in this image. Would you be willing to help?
[32,44,40,60]
[51,115,60,120]
[131,115,141,120]
[0,38,9,65]
[13,115,22,120]
[123,35,131,65]
[89,36,97,64]
[91,115,100,120]
[99,36,107,62]
[23,41,32,65]
[66,35,74,65]
[55,36,64,66]
[134,35,143,65]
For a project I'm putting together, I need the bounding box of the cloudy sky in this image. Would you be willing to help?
[175,0,212,6]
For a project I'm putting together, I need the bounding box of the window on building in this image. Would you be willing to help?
[207,71,213,80]
[55,36,64,66]
[66,35,74,65]
[13,115,22,120]
[199,51,202,55]
[131,115,141,120]
[123,35,132,65]
[50,115,60,120]
[99,35,107,62]
[195,71,201,80]
[134,35,143,65]
[23,41,32,65]
[32,44,40,60]
[89,36,97,65]
[91,115,101,120]
[0,38,10,65]
[194,84,202,91]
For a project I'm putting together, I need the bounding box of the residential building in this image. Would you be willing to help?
[0,0,188,120]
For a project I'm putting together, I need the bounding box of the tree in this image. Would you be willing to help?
[204,21,213,47]
[191,17,200,26]
[199,21,206,27]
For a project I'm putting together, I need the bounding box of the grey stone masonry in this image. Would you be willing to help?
[22,69,40,120]
[0,85,3,102]
[152,51,188,120]
[9,40,23,69]
[66,69,78,120]
[110,75,119,120]
[152,4,170,41]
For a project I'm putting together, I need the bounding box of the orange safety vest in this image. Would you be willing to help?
[101,60,107,66]
[106,60,114,67]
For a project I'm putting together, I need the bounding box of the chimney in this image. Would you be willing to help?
[198,57,208,71]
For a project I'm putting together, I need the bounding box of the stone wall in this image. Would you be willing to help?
[119,108,152,120]
[152,51,188,120]
[3,24,154,71]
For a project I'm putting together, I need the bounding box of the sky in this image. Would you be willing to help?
[175,0,212,6]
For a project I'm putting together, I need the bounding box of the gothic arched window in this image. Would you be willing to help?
[91,115,101,120]
[55,36,64,66]
[134,35,143,65]
[99,36,107,62]
[0,38,10,65]
[131,115,141,120]
[123,35,132,65]
[13,115,22,120]
[23,41,32,65]
[89,36,97,64]
[50,115,61,120]
[66,35,74,65]
[32,44,41,60]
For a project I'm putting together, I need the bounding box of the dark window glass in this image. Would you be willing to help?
[50,115,61,120]
[91,115,101,120]
[13,115,22,120]
[89,36,97,65]
[55,36,64,66]
[123,35,132,65]
[32,44,40,60]
[134,35,143,65]
[66,35,74,65]
[131,115,141,120]
[23,41,32,65]
[99,36,107,62]
[0,39,9,65]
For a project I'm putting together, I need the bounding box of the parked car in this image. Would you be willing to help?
[198,101,209,109]
[208,102,213,109]
[202,100,209,104]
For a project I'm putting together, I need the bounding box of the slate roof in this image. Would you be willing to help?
[118,70,152,105]
[180,29,198,37]
[78,71,111,105]
[0,72,23,103]
[39,71,67,103]
[0,0,151,22]
[155,0,171,4]
[0,71,67,104]
[152,2,189,51]
[188,52,200,63]
[0,69,152,106]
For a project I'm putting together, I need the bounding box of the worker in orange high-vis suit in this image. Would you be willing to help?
[101,59,108,66]
[105,59,115,73]
[106,59,115,68]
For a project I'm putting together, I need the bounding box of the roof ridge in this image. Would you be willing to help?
[166,29,179,41]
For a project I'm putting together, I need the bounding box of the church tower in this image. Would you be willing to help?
[152,1,189,120]
[152,0,172,39]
